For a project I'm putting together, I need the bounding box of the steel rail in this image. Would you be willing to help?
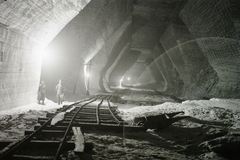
[53,97,100,160]
[96,99,104,124]
[97,94,114,124]
[0,102,77,160]
[0,94,144,159]
[0,96,101,160]
[107,100,125,125]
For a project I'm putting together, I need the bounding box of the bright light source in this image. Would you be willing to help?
[85,73,90,78]
[119,77,124,88]
[42,46,56,65]
[42,52,53,67]
[127,77,130,80]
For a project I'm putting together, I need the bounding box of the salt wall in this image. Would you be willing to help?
[0,0,91,111]
[179,0,240,98]
[0,0,239,111]
[150,0,240,98]
[41,0,133,94]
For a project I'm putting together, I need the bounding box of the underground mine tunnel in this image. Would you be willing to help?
[0,0,240,110]
[0,0,240,160]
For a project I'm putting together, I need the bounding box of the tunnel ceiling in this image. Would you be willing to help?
[131,0,184,56]
[1,0,240,112]
[41,0,239,100]
[43,0,186,72]
[109,0,186,87]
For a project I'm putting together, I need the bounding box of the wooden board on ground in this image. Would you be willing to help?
[72,127,85,153]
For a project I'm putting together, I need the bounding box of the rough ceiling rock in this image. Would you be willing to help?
[132,0,184,50]
[0,0,240,112]
[0,0,91,111]
[37,0,240,101]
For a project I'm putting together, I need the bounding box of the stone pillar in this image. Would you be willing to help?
[160,16,208,85]
[180,0,240,97]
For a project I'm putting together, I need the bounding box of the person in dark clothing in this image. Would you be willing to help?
[38,80,46,105]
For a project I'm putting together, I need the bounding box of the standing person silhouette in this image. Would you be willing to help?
[55,79,65,105]
[38,80,46,105]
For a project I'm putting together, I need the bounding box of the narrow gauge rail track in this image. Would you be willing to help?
[0,94,145,160]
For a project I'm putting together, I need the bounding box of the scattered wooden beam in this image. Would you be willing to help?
[72,127,85,153]
[133,111,187,130]
[12,155,54,159]
[51,112,65,125]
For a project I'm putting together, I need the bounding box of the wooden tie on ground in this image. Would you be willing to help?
[0,94,145,160]
[72,127,84,153]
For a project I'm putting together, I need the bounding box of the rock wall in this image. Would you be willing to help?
[109,49,141,87]
[152,41,165,59]
[41,0,133,94]
[160,17,209,86]
[180,0,240,98]
[123,62,147,85]
[0,0,89,111]
[90,17,133,92]
[155,53,184,94]
[137,65,156,85]
[1,0,239,111]
[149,0,239,99]
[91,19,133,92]
[100,21,132,91]
[103,43,131,91]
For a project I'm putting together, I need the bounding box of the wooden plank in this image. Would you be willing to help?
[12,155,54,160]
[35,123,145,132]
[64,109,118,115]
[25,130,65,136]
[39,119,119,126]
[50,112,65,125]
[72,127,84,153]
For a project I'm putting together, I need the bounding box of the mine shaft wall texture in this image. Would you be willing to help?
[180,0,240,98]
[100,22,132,91]
[41,0,133,94]
[59,0,134,63]
[90,0,134,92]
[91,20,133,93]
[154,53,183,94]
[143,58,157,83]
[124,58,156,86]
[138,64,155,84]
[0,0,89,111]
[151,41,167,90]
[148,61,166,91]
[104,43,131,91]
[158,25,185,94]
[160,21,189,85]
[171,17,209,84]
[159,17,210,87]
[95,0,133,91]
[152,41,165,59]
[124,62,147,85]
[109,49,140,87]
[0,27,41,110]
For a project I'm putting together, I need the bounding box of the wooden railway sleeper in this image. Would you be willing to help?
[0,101,77,160]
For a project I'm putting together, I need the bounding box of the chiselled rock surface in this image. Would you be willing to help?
[180,0,240,98]
[1,0,240,111]
[41,0,133,94]
[0,0,90,111]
